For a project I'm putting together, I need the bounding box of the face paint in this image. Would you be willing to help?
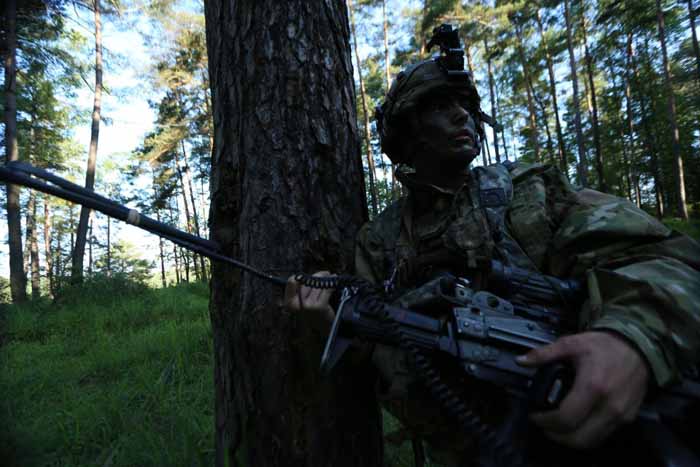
[414,93,481,170]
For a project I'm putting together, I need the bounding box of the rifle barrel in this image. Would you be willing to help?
[0,163,287,287]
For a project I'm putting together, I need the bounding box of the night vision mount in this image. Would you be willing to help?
[426,24,470,79]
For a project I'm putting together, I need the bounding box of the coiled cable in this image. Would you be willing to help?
[386,313,527,467]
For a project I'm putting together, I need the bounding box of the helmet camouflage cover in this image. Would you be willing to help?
[376,26,483,165]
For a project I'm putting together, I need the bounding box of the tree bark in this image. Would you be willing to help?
[153,182,168,288]
[168,201,180,283]
[204,1,382,466]
[25,192,40,299]
[514,22,541,163]
[535,7,568,175]
[656,0,688,219]
[4,0,27,303]
[180,139,207,280]
[533,89,556,165]
[348,0,379,216]
[581,11,605,192]
[563,0,588,186]
[173,147,200,280]
[157,210,167,287]
[73,0,103,283]
[88,212,94,275]
[43,197,54,297]
[635,37,666,218]
[106,215,111,275]
[624,33,638,206]
[382,0,391,91]
[484,37,500,164]
[381,0,398,199]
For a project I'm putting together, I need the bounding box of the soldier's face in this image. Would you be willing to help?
[414,93,479,168]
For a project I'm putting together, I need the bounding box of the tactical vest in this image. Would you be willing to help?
[372,162,530,465]
[384,162,536,293]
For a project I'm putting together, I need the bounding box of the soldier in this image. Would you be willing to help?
[285,25,700,466]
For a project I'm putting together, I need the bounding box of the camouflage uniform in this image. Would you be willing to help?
[354,161,700,465]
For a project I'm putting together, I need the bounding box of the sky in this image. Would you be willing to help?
[0,5,161,278]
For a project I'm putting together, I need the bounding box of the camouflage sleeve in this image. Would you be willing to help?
[546,181,700,387]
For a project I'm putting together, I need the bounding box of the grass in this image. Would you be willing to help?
[0,277,214,467]
[663,217,700,241]
[0,276,424,467]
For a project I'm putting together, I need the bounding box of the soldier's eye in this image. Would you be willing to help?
[425,96,453,113]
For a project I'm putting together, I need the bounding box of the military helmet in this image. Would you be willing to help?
[375,24,488,165]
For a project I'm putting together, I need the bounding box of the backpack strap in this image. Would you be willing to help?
[473,163,514,243]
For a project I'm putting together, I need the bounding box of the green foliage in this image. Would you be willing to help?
[93,241,155,282]
[0,275,432,467]
[664,218,700,241]
[0,278,213,467]
[53,272,150,307]
[0,277,11,305]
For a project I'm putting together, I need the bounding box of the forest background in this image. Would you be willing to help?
[1,0,700,466]
[2,0,700,303]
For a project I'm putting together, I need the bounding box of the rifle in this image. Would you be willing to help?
[319,270,700,467]
[2,162,699,466]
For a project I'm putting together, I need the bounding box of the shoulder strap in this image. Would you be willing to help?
[473,164,514,242]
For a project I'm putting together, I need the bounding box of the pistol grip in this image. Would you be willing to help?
[529,363,575,411]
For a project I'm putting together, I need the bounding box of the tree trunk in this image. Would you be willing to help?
[4,0,26,303]
[73,0,103,283]
[55,232,63,287]
[624,33,638,206]
[514,23,541,163]
[157,210,167,288]
[168,201,180,283]
[173,147,200,280]
[564,0,588,186]
[88,212,94,275]
[43,197,54,297]
[382,0,397,199]
[495,75,508,161]
[173,243,180,283]
[634,37,665,218]
[106,215,111,275]
[199,176,210,280]
[580,11,605,192]
[484,37,500,164]
[203,1,382,466]
[349,0,379,216]
[535,7,568,174]
[69,205,75,260]
[656,0,689,219]
[419,0,429,55]
[688,0,700,82]
[182,247,190,282]
[180,139,207,280]
[25,192,40,299]
[533,90,556,165]
[153,182,168,288]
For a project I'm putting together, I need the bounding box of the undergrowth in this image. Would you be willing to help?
[0,277,422,467]
[664,217,700,241]
[0,278,214,467]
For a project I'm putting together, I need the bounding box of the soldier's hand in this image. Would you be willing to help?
[284,271,335,334]
[516,331,650,449]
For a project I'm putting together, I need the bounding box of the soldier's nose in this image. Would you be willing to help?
[453,106,469,125]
